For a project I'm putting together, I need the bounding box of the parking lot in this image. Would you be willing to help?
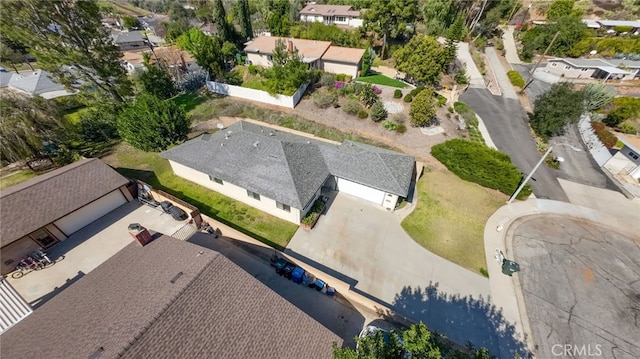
[512,215,640,359]
[6,201,192,306]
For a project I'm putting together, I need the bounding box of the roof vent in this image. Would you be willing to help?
[253,141,260,147]
[269,131,274,136]
[221,143,224,147]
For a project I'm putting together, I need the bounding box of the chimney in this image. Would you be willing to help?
[287,40,294,53]
[128,223,153,246]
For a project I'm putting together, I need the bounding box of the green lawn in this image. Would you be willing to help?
[241,77,269,92]
[402,168,506,275]
[102,143,298,249]
[172,92,207,113]
[0,170,36,190]
[355,73,407,88]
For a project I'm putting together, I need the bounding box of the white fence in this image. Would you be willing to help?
[206,81,308,109]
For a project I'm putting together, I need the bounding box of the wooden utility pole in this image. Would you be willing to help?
[522,31,560,91]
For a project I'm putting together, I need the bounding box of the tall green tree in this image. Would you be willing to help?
[137,64,177,100]
[0,93,66,162]
[444,16,465,68]
[122,15,142,29]
[116,93,190,152]
[238,0,253,40]
[520,16,588,59]
[422,0,456,37]
[267,0,291,36]
[394,35,446,84]
[0,41,27,73]
[262,39,309,95]
[0,0,132,104]
[212,0,233,43]
[362,0,420,59]
[410,88,438,127]
[177,28,224,79]
[546,0,574,19]
[530,83,585,140]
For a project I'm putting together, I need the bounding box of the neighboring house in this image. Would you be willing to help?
[149,46,200,75]
[244,36,365,78]
[121,51,146,75]
[161,121,415,224]
[200,23,218,36]
[299,4,365,28]
[0,158,133,275]
[603,134,640,182]
[1,234,342,358]
[101,17,120,28]
[594,19,640,34]
[543,58,640,80]
[3,70,75,99]
[111,31,147,51]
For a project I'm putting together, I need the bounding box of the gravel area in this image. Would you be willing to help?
[293,84,461,164]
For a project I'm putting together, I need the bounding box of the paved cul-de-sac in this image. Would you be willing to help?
[511,215,640,359]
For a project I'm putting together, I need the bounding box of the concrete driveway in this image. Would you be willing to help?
[6,201,192,306]
[286,192,504,354]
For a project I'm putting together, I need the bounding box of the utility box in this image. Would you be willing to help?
[128,223,153,246]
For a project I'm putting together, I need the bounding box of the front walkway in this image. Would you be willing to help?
[501,26,522,64]
[485,47,518,99]
[286,192,501,354]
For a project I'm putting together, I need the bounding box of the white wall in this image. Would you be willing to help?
[168,161,302,224]
[322,60,359,78]
[348,18,363,27]
[382,193,399,211]
[247,53,271,67]
[206,81,308,109]
[545,62,596,78]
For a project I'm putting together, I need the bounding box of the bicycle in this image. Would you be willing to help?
[31,249,54,268]
[11,256,43,279]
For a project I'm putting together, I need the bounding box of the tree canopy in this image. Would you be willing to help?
[530,83,585,140]
[546,0,575,20]
[0,93,67,162]
[212,0,233,43]
[362,0,420,58]
[267,0,291,36]
[137,64,177,100]
[116,94,190,152]
[238,0,253,40]
[177,28,224,79]
[122,15,142,30]
[0,0,132,104]
[262,39,310,96]
[520,16,588,59]
[394,35,446,85]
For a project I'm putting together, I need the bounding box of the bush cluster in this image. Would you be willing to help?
[248,65,259,75]
[395,122,407,134]
[604,97,640,126]
[312,91,338,109]
[319,73,336,87]
[335,74,352,82]
[409,86,425,97]
[435,93,447,107]
[507,70,525,87]
[403,94,413,103]
[357,109,368,119]
[431,139,531,199]
[619,123,638,135]
[372,86,382,95]
[394,89,402,98]
[370,101,387,121]
[342,99,361,115]
[591,121,618,149]
[382,120,397,131]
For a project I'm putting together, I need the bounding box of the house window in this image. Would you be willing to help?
[564,65,571,70]
[29,229,58,248]
[551,63,557,67]
[580,68,589,72]
[247,190,261,200]
[209,175,223,185]
[276,201,291,212]
[629,151,639,160]
[336,16,346,22]
[267,55,273,61]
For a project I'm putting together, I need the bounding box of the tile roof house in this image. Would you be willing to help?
[543,58,640,80]
[0,158,132,275]
[2,70,75,99]
[299,4,365,28]
[244,36,366,78]
[161,121,415,224]
[111,30,147,51]
[0,234,342,358]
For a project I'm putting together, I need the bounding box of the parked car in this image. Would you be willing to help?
[159,201,188,221]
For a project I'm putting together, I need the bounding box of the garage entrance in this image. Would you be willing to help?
[53,190,127,236]
[335,177,385,205]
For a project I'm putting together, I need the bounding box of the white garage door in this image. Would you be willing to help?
[54,190,127,236]
[336,177,385,205]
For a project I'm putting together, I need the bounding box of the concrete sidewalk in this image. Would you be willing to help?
[456,42,485,88]
[485,47,518,99]
[501,26,522,64]
[484,198,640,359]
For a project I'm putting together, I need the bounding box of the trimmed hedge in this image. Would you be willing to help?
[394,89,403,98]
[431,139,531,199]
[404,94,413,103]
[591,121,618,149]
[507,70,525,87]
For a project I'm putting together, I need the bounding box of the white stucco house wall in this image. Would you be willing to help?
[543,58,640,80]
[161,121,415,224]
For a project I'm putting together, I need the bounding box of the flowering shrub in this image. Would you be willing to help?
[334,81,345,89]
[373,85,382,94]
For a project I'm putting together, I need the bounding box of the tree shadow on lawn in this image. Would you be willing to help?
[113,167,286,250]
[378,282,532,359]
[171,92,207,113]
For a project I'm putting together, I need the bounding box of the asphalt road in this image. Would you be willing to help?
[512,64,551,105]
[460,88,569,201]
[512,216,640,359]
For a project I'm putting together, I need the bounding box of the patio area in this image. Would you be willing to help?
[5,201,193,307]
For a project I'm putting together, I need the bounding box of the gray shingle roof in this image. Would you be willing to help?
[161,121,414,209]
[0,235,341,358]
[111,30,145,44]
[6,70,65,95]
[0,158,129,246]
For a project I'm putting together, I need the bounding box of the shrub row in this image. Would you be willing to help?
[591,121,618,149]
[431,139,531,199]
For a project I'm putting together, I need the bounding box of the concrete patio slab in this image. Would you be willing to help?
[6,201,191,306]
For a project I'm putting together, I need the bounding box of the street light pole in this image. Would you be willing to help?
[508,146,553,204]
